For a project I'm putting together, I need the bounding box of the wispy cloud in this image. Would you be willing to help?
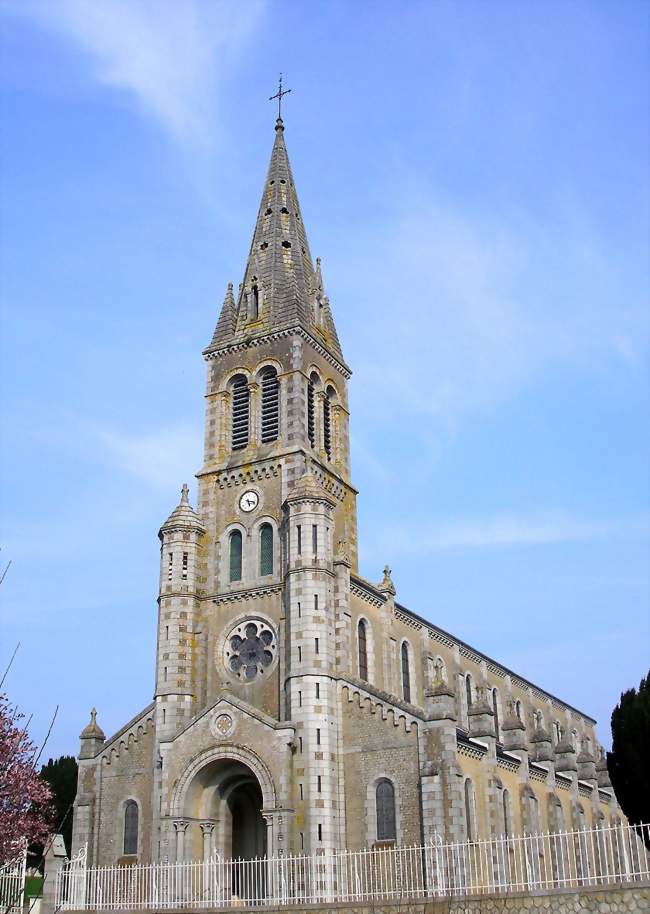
[363,511,648,557]
[92,421,203,489]
[4,0,266,146]
[338,193,648,425]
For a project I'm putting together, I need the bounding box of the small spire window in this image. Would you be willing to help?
[181,552,188,581]
[260,367,280,442]
[231,375,250,450]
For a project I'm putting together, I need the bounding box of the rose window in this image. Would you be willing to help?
[223,619,277,682]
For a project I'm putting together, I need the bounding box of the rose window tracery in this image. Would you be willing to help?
[223,619,277,682]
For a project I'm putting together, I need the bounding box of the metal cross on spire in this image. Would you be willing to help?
[269,73,291,120]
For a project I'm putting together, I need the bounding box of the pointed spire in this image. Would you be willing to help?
[205,124,347,368]
[209,282,236,348]
[159,483,205,538]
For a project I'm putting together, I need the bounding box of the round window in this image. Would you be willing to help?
[223,619,277,683]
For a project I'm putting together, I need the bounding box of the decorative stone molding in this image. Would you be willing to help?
[204,326,352,379]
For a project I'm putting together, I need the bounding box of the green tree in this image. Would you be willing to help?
[608,670,650,835]
[39,755,78,855]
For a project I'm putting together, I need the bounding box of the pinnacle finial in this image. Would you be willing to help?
[181,483,189,504]
[90,708,97,724]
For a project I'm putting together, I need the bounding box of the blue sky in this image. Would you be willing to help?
[0,0,648,761]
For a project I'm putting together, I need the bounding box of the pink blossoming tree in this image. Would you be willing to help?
[0,694,53,865]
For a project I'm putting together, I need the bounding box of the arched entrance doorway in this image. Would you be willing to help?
[181,757,268,862]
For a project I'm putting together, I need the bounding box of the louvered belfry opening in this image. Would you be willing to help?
[307,373,317,448]
[231,375,250,450]
[260,367,280,443]
[324,385,337,460]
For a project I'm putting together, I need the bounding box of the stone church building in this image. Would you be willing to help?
[72,117,621,867]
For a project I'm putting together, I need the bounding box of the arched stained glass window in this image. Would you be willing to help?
[260,367,279,442]
[376,779,396,841]
[401,642,411,703]
[466,674,473,710]
[229,530,242,582]
[259,524,273,576]
[231,375,250,450]
[358,619,368,681]
[123,800,138,855]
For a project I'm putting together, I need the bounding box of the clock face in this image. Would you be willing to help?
[239,490,259,513]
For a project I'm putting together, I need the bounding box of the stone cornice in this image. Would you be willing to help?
[203,326,352,379]
[211,583,283,604]
[350,577,386,608]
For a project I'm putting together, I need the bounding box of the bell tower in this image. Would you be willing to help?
[188,115,355,731]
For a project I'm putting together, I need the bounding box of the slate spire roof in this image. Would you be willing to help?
[206,118,346,367]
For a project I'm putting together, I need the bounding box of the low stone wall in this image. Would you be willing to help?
[222,882,650,913]
[60,881,650,914]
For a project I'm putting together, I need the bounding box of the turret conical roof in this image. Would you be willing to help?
[205,119,346,367]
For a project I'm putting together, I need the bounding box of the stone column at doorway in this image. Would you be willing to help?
[262,808,295,857]
[173,819,190,862]
[199,821,216,860]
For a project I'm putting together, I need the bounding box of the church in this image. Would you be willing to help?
[71,115,621,868]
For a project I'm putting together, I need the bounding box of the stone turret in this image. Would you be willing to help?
[79,708,105,759]
[284,465,338,852]
[156,483,206,739]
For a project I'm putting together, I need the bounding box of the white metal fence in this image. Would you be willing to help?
[0,848,27,914]
[56,822,649,910]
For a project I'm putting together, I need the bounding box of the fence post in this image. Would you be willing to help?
[42,835,69,914]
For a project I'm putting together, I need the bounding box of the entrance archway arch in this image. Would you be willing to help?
[171,745,276,863]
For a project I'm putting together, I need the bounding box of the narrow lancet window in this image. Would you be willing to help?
[229,530,242,582]
[358,619,368,681]
[466,674,473,710]
[259,523,273,576]
[464,779,476,841]
[492,688,500,740]
[261,367,279,442]
[401,641,411,703]
[376,779,396,841]
[123,800,138,855]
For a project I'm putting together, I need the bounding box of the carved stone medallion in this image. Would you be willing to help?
[210,711,236,740]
